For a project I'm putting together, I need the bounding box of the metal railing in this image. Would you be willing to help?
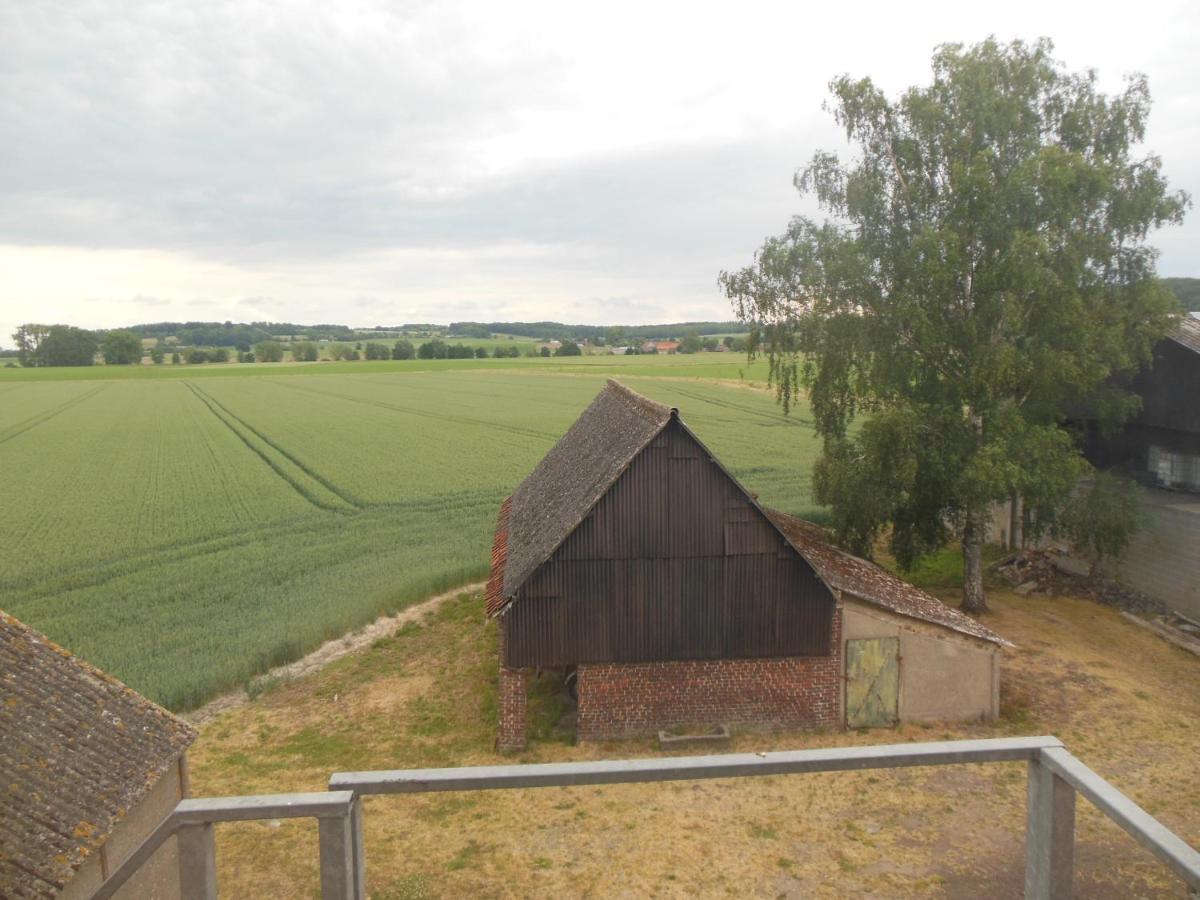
[91,736,1200,900]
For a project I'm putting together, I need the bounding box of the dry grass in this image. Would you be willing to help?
[189,586,1200,898]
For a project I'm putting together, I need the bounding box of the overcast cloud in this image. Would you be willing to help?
[2,0,1198,342]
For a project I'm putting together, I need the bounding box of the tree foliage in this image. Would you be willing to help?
[1162,277,1200,312]
[255,340,285,362]
[418,339,448,360]
[678,331,703,354]
[720,38,1189,610]
[12,324,97,367]
[1061,472,1144,573]
[363,342,391,360]
[292,341,320,362]
[101,330,143,365]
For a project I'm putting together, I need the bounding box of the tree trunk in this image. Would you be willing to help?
[962,511,988,613]
[1009,491,1023,551]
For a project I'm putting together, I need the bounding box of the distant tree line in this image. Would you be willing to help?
[446,320,745,343]
[1163,278,1200,312]
[11,325,99,367]
[128,321,358,346]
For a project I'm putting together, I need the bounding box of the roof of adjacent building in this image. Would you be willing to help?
[487,380,673,615]
[1168,316,1200,355]
[486,380,1007,647]
[0,611,197,899]
[765,511,1010,647]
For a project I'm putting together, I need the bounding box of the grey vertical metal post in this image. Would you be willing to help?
[318,810,356,900]
[349,797,366,900]
[177,822,217,900]
[1025,754,1076,899]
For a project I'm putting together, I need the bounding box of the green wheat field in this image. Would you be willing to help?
[0,355,823,710]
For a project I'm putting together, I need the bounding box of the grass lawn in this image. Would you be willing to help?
[188,578,1200,898]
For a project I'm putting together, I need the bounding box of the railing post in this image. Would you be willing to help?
[318,808,357,900]
[177,822,217,900]
[350,797,366,900]
[1025,753,1076,899]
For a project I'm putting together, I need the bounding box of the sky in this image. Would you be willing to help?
[1,0,1198,344]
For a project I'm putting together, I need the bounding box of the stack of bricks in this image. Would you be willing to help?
[576,608,843,740]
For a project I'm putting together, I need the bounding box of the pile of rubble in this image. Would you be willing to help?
[995,549,1200,657]
[994,549,1166,615]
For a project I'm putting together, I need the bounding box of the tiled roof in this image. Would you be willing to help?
[492,380,673,612]
[765,511,1011,647]
[0,611,196,899]
[1168,316,1200,354]
[485,497,512,616]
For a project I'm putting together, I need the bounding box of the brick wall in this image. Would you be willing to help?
[497,666,528,751]
[576,607,843,740]
[496,618,529,751]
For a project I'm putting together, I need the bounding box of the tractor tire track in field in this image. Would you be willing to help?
[0,383,110,447]
[188,381,367,509]
[266,377,561,441]
[184,381,360,513]
[1,513,336,599]
[0,488,496,600]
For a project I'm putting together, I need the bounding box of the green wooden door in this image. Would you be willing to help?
[845,637,899,728]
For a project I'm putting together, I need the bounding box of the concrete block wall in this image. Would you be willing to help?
[1106,491,1200,619]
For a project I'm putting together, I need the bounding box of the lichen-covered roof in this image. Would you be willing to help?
[1168,316,1200,355]
[765,511,1011,647]
[493,380,673,610]
[0,611,197,898]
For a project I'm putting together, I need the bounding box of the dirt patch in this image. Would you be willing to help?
[184,581,484,727]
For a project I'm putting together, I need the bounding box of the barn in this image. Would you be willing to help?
[0,610,196,899]
[485,380,1009,748]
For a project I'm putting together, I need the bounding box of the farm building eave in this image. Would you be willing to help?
[1167,316,1200,355]
[765,510,1011,648]
[0,610,197,898]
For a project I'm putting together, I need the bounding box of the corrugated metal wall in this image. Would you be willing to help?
[505,420,834,667]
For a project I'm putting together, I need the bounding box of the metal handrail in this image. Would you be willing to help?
[89,736,1200,900]
[92,792,358,900]
[328,735,1060,794]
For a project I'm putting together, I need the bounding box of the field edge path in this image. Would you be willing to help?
[185,580,487,727]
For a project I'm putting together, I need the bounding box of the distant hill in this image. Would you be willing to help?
[122,319,748,347]
[445,321,745,342]
[1163,278,1200,312]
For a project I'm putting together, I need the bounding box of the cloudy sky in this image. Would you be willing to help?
[2,0,1198,343]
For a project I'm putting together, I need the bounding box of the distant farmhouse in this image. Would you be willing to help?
[0,611,195,899]
[640,340,680,354]
[485,381,1008,749]
[1078,317,1200,616]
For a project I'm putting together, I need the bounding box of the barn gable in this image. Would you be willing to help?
[490,379,674,613]
[491,381,838,669]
